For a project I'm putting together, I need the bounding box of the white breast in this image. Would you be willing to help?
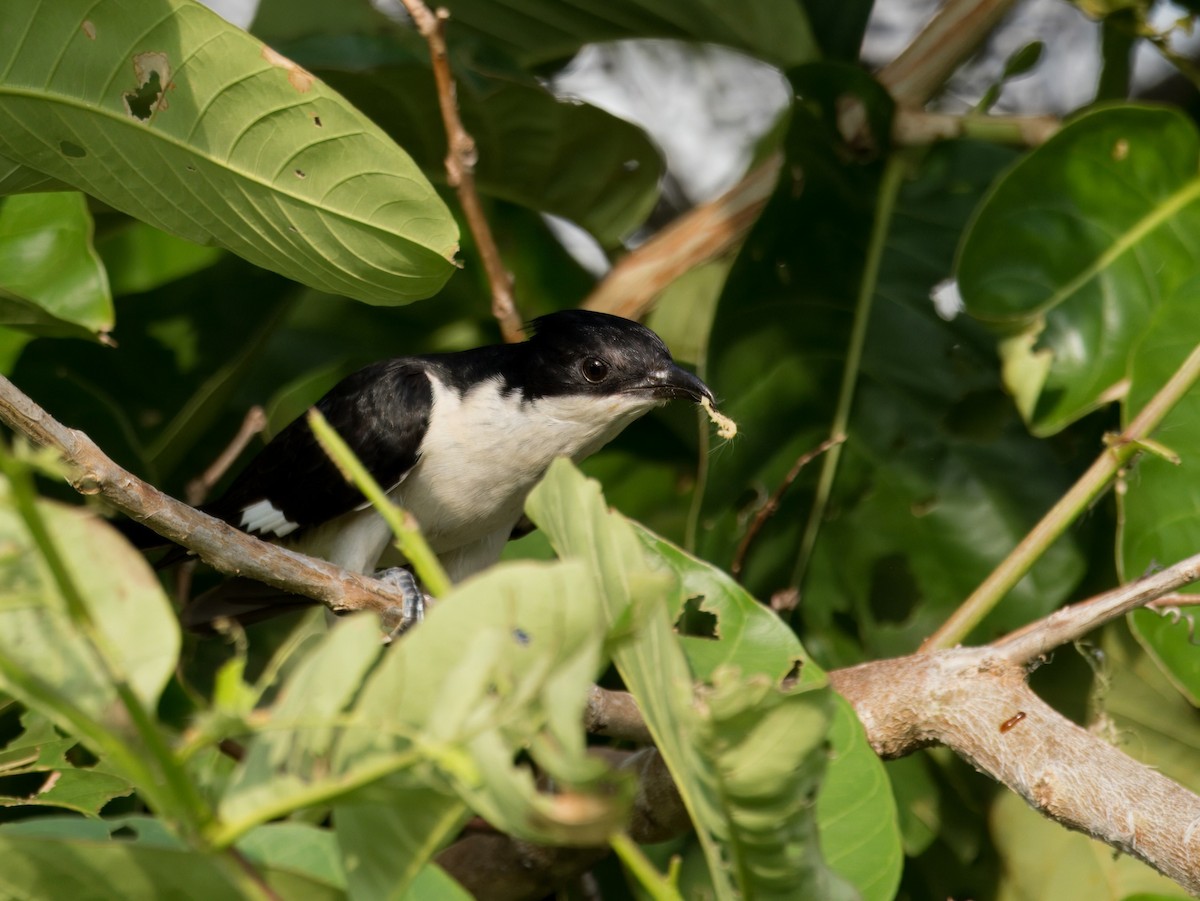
[397,375,659,552]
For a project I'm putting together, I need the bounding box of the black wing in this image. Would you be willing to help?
[205,359,433,538]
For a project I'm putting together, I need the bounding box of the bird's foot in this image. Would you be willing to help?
[375,566,436,639]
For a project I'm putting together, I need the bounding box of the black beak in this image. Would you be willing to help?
[639,364,715,405]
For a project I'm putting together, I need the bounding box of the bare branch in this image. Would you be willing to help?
[582,153,782,320]
[831,649,1200,893]
[995,552,1200,664]
[584,686,653,744]
[399,0,523,344]
[877,0,1021,108]
[731,435,843,579]
[0,375,412,628]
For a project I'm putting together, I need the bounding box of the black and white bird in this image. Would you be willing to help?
[166,310,715,627]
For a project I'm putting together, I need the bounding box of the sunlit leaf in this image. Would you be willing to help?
[0,0,458,305]
[957,105,1200,434]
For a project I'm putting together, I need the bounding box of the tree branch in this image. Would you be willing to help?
[0,375,413,629]
[399,0,523,344]
[830,650,1200,893]
[581,153,781,320]
[876,0,1021,108]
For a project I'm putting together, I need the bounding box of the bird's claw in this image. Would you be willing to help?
[376,566,435,639]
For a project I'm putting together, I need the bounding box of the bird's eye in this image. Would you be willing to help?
[581,357,609,383]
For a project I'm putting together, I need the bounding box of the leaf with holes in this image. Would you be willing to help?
[0,0,457,305]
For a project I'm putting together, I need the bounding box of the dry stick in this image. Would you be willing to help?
[399,0,523,344]
[0,375,414,626]
[582,154,782,319]
[922,342,1200,651]
[730,435,844,579]
[876,0,1022,108]
[995,551,1200,665]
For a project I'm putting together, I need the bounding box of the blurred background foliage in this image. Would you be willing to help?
[4,0,1200,898]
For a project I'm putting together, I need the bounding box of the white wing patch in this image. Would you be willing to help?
[239,499,300,537]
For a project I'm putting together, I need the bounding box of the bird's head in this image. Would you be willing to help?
[521,310,715,409]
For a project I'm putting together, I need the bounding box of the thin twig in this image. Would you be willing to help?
[730,435,844,579]
[995,551,1200,664]
[400,0,523,343]
[891,108,1060,147]
[186,406,267,506]
[1149,592,1200,609]
[922,342,1200,651]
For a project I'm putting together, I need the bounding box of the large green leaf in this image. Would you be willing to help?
[956,105,1200,685]
[0,0,458,305]
[0,192,111,335]
[817,697,903,901]
[957,105,1200,435]
[334,781,467,901]
[527,460,856,901]
[634,525,902,900]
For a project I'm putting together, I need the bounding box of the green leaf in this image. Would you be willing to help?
[0,488,180,725]
[992,790,1187,900]
[632,523,823,686]
[0,825,344,900]
[220,560,626,861]
[0,192,111,334]
[0,154,69,194]
[816,697,903,901]
[291,35,663,247]
[0,0,458,305]
[334,780,467,901]
[1120,297,1200,697]
[236,822,347,892]
[957,105,1200,434]
[0,767,133,816]
[527,459,855,901]
[349,560,624,844]
[701,95,1084,656]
